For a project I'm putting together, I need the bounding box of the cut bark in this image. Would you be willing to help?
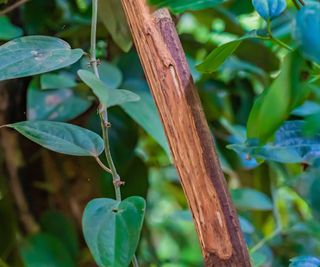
[120,1,252,266]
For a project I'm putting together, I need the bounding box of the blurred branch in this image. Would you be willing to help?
[0,0,30,15]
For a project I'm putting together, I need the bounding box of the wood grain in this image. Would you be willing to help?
[119,1,251,266]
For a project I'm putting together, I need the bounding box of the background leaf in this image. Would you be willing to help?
[27,78,91,121]
[98,0,132,52]
[0,16,23,40]
[20,234,75,267]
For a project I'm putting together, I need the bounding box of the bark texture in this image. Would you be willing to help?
[120,1,252,266]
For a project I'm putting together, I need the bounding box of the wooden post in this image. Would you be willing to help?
[120,1,252,266]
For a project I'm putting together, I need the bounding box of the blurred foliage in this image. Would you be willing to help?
[0,0,320,266]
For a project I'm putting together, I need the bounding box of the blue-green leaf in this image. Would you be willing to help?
[230,121,320,164]
[82,196,146,267]
[27,78,91,121]
[77,69,139,107]
[120,80,170,156]
[20,234,75,267]
[6,121,104,157]
[0,36,84,81]
[40,73,77,90]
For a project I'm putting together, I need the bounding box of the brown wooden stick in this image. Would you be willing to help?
[120,1,251,266]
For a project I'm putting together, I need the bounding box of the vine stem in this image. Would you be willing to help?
[90,0,122,202]
[90,1,139,266]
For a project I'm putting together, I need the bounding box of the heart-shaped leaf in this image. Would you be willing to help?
[77,69,139,107]
[0,36,84,81]
[82,196,146,267]
[6,121,104,157]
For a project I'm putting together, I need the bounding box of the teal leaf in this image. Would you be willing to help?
[27,78,91,121]
[77,70,109,105]
[197,31,260,73]
[120,80,170,156]
[148,0,224,13]
[289,256,320,267]
[6,121,104,157]
[0,16,23,40]
[40,73,77,90]
[252,0,286,20]
[247,52,310,142]
[98,61,123,89]
[20,233,75,267]
[293,2,320,64]
[0,36,84,81]
[231,188,273,211]
[82,196,146,267]
[77,69,139,108]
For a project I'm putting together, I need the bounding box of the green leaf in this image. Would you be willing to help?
[40,211,79,260]
[20,233,75,267]
[6,121,104,157]
[197,40,242,73]
[120,80,170,156]
[82,196,146,267]
[77,69,139,107]
[289,256,320,267]
[247,51,310,142]
[27,78,91,121]
[197,32,260,73]
[98,0,132,52]
[231,188,273,211]
[148,0,223,13]
[0,16,23,40]
[0,36,84,81]
[40,73,77,90]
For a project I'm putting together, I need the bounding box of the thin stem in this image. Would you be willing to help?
[90,2,138,265]
[99,115,122,202]
[250,227,281,254]
[292,0,301,10]
[132,255,139,267]
[95,156,112,174]
[267,22,293,52]
[0,0,30,16]
[90,0,100,79]
[90,0,122,202]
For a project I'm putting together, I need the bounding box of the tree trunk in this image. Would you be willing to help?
[120,1,252,266]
